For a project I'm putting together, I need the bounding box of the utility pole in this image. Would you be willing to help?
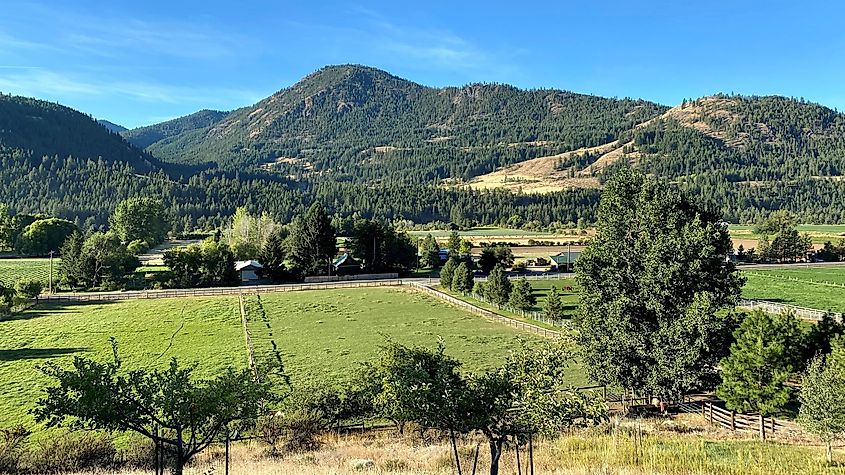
[567,242,572,273]
[48,250,54,293]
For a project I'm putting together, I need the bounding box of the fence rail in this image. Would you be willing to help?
[37,279,406,302]
[692,401,804,438]
[408,283,562,339]
[738,299,842,322]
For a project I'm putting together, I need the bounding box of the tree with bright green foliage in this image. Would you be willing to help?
[717,310,804,431]
[465,340,607,475]
[799,341,845,464]
[59,231,139,290]
[418,234,440,268]
[439,258,457,289]
[544,286,565,321]
[109,197,170,246]
[459,239,473,256]
[576,169,744,399]
[163,237,239,288]
[224,207,278,261]
[508,277,535,311]
[484,265,512,307]
[286,203,336,277]
[14,279,43,299]
[34,339,280,475]
[450,261,474,294]
[478,245,514,274]
[14,218,78,256]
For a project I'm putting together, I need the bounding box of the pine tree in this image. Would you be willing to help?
[484,265,512,307]
[446,231,461,257]
[717,310,805,438]
[419,234,440,268]
[440,258,457,289]
[544,285,565,321]
[258,227,288,282]
[287,203,336,277]
[508,278,535,311]
[450,261,474,294]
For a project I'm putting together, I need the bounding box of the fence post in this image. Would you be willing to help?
[759,414,766,441]
[708,403,713,424]
[730,411,736,431]
[225,431,230,475]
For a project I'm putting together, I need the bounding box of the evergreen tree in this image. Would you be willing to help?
[258,227,289,283]
[287,203,336,277]
[508,278,535,311]
[717,310,805,432]
[419,234,441,268]
[484,265,512,307]
[446,231,461,257]
[544,286,565,321]
[450,261,474,294]
[440,258,457,289]
[478,245,514,274]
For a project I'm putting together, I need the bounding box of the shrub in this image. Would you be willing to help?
[127,240,150,256]
[0,426,30,474]
[25,432,116,473]
[15,279,44,299]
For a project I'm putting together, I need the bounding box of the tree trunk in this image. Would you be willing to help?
[488,439,504,475]
[827,440,833,465]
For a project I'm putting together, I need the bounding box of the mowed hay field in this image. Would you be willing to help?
[741,266,845,313]
[0,258,53,286]
[0,297,244,430]
[243,287,576,385]
[2,287,562,432]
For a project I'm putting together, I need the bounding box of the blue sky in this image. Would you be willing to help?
[1,0,843,128]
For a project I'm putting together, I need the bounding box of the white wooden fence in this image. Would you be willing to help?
[738,299,842,322]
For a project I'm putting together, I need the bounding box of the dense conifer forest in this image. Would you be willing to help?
[3,66,845,226]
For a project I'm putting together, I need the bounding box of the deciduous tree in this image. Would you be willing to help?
[799,347,845,464]
[109,198,170,246]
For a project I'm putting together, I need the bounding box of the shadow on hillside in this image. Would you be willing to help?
[0,347,88,361]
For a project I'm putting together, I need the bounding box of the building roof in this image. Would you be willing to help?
[332,253,360,268]
[235,260,263,271]
[550,251,581,265]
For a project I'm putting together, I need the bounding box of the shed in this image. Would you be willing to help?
[332,253,361,275]
[550,251,581,272]
[235,260,263,283]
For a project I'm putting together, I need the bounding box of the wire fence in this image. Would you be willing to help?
[36,279,407,303]
[738,299,842,322]
[408,283,563,339]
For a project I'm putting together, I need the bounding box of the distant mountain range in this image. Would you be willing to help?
[2,65,845,226]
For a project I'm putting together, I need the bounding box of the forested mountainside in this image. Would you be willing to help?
[5,65,845,226]
[0,94,161,173]
[128,65,667,183]
[96,119,127,133]
[122,109,230,150]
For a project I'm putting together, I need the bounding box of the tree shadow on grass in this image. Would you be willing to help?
[0,347,88,362]
[2,300,121,323]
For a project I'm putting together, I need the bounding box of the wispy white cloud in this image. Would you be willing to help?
[0,68,261,107]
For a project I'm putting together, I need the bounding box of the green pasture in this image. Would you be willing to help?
[244,287,584,387]
[0,297,243,430]
[0,258,55,287]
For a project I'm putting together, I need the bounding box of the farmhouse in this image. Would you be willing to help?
[235,260,263,283]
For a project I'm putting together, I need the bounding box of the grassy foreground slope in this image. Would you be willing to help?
[0,297,243,429]
[245,287,584,386]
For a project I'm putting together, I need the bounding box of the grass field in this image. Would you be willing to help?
[1,286,569,431]
[0,258,54,286]
[407,227,553,237]
[0,297,244,430]
[742,267,845,313]
[243,287,584,386]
